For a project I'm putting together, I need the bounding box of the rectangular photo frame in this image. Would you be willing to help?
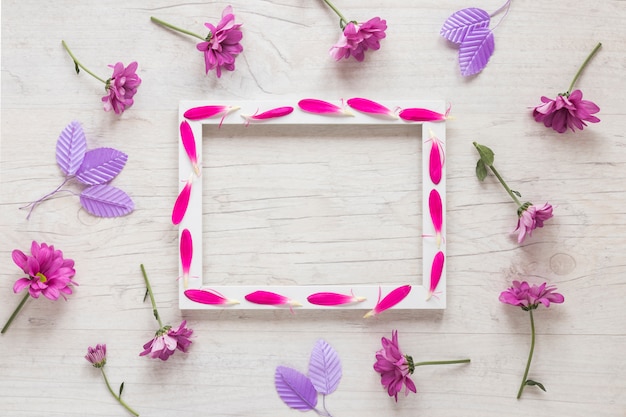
[177,99,446,312]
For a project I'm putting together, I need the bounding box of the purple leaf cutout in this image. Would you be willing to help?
[275,366,318,411]
[440,8,490,44]
[459,27,495,77]
[79,185,134,217]
[308,340,342,395]
[75,148,128,185]
[56,120,87,176]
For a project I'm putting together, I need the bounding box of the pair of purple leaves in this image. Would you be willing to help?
[275,340,342,414]
[440,4,510,76]
[27,120,133,218]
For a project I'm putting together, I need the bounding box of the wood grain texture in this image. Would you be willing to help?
[1,0,625,416]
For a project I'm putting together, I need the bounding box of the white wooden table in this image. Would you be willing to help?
[1,1,624,416]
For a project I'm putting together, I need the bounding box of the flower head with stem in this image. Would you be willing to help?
[499,280,564,399]
[139,264,193,360]
[2,241,76,334]
[473,142,554,244]
[373,330,470,401]
[85,344,140,416]
[321,0,386,62]
[151,6,243,78]
[532,42,602,133]
[62,41,141,115]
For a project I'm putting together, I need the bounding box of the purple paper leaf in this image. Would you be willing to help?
[440,8,490,44]
[79,185,134,217]
[75,148,128,185]
[459,27,495,77]
[275,366,318,411]
[56,120,87,176]
[308,340,342,395]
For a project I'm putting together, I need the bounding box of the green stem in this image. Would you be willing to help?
[320,0,349,28]
[488,165,522,207]
[567,42,602,94]
[140,264,163,328]
[150,16,207,41]
[414,359,471,367]
[61,40,108,84]
[101,368,140,416]
[1,292,30,334]
[517,309,535,399]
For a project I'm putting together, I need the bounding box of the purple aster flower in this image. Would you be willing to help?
[533,90,600,133]
[140,320,193,361]
[499,280,564,310]
[330,17,387,62]
[514,202,554,244]
[195,6,243,77]
[102,62,142,115]
[85,344,107,368]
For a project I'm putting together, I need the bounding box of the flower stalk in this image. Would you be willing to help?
[473,142,523,207]
[567,42,602,95]
[1,292,30,334]
[150,16,207,41]
[101,368,140,416]
[140,264,163,328]
[517,309,536,399]
[62,41,108,84]
[320,0,350,28]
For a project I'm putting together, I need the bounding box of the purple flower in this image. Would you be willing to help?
[532,90,600,133]
[140,320,193,361]
[514,202,554,244]
[85,344,107,368]
[329,17,387,62]
[373,330,416,401]
[196,6,243,77]
[102,62,142,115]
[499,280,564,310]
[12,241,77,300]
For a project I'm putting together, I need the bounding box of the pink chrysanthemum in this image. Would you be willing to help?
[329,17,387,62]
[12,241,77,300]
[85,344,107,368]
[196,6,243,77]
[532,90,600,133]
[102,62,142,115]
[499,281,564,310]
[373,330,416,401]
[140,320,193,361]
[514,202,553,244]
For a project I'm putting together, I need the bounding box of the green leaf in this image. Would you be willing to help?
[525,379,546,392]
[74,61,80,75]
[512,190,522,198]
[143,288,149,303]
[473,142,495,166]
[119,382,125,397]
[476,160,488,181]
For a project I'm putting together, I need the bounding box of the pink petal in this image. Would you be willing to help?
[180,121,200,176]
[428,135,444,184]
[184,288,238,305]
[298,99,351,116]
[364,285,412,318]
[307,291,366,306]
[346,98,397,119]
[399,108,446,122]
[429,189,443,247]
[244,290,301,309]
[183,105,238,121]
[180,228,192,288]
[241,106,294,124]
[13,277,31,294]
[427,251,445,300]
[172,177,192,225]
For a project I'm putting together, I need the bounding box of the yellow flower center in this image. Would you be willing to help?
[35,272,48,282]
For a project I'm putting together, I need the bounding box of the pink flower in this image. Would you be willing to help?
[514,202,553,243]
[196,6,243,77]
[85,344,107,368]
[532,90,600,133]
[499,281,564,310]
[140,320,193,361]
[329,17,387,62]
[373,330,416,401]
[12,241,77,300]
[102,62,142,115]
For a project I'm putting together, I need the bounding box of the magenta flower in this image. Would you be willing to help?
[102,62,142,114]
[514,202,554,244]
[196,6,243,77]
[85,343,107,368]
[373,330,470,401]
[500,281,564,399]
[12,241,76,300]
[62,41,141,114]
[329,17,387,62]
[140,320,194,361]
[532,42,602,133]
